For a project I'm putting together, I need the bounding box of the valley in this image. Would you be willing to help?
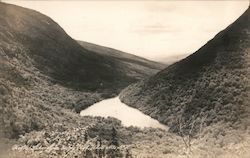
[0,2,249,158]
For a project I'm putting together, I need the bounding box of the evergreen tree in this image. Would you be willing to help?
[97,138,103,158]
[107,126,123,158]
[111,127,119,147]
[84,131,88,142]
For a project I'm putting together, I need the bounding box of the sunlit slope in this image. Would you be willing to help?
[120,7,250,134]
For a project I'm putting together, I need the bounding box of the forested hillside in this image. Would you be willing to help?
[0,2,165,137]
[120,7,250,134]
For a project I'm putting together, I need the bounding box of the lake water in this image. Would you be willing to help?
[80,97,168,130]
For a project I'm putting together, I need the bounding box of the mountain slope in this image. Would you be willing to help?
[0,2,164,96]
[0,2,164,137]
[120,7,250,134]
[78,41,165,71]
[77,41,166,81]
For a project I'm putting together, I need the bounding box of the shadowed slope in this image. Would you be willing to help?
[0,3,164,95]
[0,2,164,137]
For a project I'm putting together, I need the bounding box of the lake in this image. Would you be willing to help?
[80,97,168,130]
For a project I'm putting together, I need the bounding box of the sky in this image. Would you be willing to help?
[3,0,249,62]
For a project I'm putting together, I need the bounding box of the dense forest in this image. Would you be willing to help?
[0,2,249,158]
[120,7,250,136]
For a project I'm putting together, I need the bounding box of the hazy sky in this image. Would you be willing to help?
[4,0,249,62]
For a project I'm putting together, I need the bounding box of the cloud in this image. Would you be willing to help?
[130,2,182,35]
[133,23,180,35]
[144,1,178,13]
[4,0,249,61]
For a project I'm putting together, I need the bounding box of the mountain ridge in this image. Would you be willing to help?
[0,2,165,94]
[120,7,250,134]
[77,40,166,70]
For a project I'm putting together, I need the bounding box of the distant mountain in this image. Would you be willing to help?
[156,54,190,65]
[77,41,166,82]
[0,2,164,137]
[120,7,250,134]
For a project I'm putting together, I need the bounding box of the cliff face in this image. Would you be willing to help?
[120,7,250,134]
